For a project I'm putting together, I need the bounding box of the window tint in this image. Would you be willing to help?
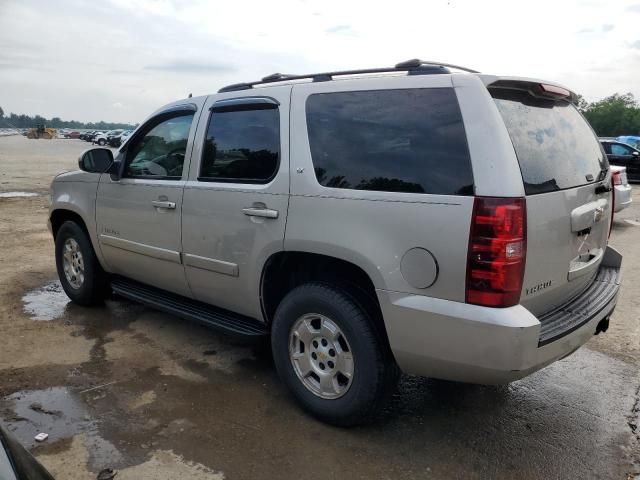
[611,143,633,156]
[305,88,473,195]
[200,106,279,182]
[125,114,194,179]
[492,89,607,195]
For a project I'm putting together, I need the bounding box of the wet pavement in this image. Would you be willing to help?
[0,136,639,479]
[1,282,639,479]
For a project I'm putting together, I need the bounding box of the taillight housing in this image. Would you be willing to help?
[609,174,615,238]
[612,170,623,185]
[466,197,527,308]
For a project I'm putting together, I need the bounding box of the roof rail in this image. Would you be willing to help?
[218,59,479,93]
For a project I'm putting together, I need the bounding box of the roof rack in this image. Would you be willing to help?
[218,59,479,93]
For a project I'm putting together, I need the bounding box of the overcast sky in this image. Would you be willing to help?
[1,0,639,124]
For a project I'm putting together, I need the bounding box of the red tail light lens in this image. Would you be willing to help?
[609,174,615,238]
[466,197,527,308]
[612,171,622,185]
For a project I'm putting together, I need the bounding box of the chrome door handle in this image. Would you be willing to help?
[152,200,176,209]
[242,207,279,219]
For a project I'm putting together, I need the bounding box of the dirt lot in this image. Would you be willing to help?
[0,134,639,479]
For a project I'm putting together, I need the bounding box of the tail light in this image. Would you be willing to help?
[612,170,623,185]
[609,173,615,238]
[466,197,527,308]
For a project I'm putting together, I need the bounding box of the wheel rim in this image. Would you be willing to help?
[62,238,85,289]
[289,313,354,399]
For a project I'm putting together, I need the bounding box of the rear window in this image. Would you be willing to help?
[305,88,474,195]
[492,89,607,195]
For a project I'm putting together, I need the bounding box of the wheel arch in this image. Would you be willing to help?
[260,251,392,353]
[50,207,108,271]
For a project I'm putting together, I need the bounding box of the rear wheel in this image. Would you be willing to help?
[97,138,106,146]
[55,221,109,305]
[271,282,398,426]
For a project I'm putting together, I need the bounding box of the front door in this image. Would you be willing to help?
[181,87,291,319]
[96,107,198,297]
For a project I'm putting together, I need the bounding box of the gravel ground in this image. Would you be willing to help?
[0,135,638,479]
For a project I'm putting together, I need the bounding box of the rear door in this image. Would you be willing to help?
[181,87,291,319]
[490,86,611,315]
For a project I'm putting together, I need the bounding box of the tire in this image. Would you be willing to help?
[55,221,109,305]
[271,282,398,426]
[98,139,106,146]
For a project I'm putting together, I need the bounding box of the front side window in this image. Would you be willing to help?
[125,113,194,179]
[611,143,633,156]
[200,106,280,183]
[305,88,474,195]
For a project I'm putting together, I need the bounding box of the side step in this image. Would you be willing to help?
[111,276,269,338]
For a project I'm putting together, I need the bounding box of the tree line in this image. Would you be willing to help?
[1,92,639,136]
[577,93,640,137]
[0,106,136,130]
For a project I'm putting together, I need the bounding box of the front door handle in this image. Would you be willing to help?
[242,207,279,219]
[152,200,176,210]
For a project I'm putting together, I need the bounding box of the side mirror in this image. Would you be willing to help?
[633,151,639,157]
[78,148,115,174]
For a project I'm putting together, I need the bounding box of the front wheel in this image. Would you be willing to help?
[97,138,106,146]
[271,282,398,426]
[55,221,109,305]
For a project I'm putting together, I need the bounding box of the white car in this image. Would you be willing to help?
[611,165,632,213]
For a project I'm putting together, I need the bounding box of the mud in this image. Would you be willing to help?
[0,135,639,479]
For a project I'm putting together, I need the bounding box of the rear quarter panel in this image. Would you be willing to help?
[287,76,475,301]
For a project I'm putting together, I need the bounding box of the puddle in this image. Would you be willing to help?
[0,191,39,198]
[22,281,69,321]
[624,219,640,227]
[1,387,93,448]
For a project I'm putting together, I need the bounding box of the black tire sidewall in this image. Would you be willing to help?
[55,221,105,305]
[271,283,387,425]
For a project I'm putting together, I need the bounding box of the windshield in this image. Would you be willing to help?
[491,88,607,195]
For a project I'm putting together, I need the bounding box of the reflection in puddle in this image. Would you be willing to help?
[22,281,69,321]
[0,191,39,198]
[1,387,93,447]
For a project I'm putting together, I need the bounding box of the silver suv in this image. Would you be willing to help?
[49,60,622,425]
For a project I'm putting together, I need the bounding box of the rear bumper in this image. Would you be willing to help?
[378,246,622,384]
[614,184,632,212]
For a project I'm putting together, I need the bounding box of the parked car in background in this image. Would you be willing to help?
[93,130,120,146]
[79,131,94,141]
[600,139,640,181]
[611,165,632,213]
[86,131,103,143]
[107,130,124,145]
[616,135,640,149]
[109,130,133,147]
[64,131,81,139]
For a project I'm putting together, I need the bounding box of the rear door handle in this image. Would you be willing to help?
[242,207,279,219]
[152,200,176,210]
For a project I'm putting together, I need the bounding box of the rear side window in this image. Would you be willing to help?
[305,88,474,195]
[491,89,607,195]
[200,106,279,183]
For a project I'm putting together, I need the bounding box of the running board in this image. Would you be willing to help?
[111,276,268,338]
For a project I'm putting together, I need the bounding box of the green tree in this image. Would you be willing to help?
[0,106,4,118]
[582,93,640,137]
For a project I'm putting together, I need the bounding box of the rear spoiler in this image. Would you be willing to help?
[478,75,579,104]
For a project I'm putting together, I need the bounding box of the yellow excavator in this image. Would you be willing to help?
[26,124,56,139]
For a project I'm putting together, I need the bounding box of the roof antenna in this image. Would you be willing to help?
[188,93,192,98]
